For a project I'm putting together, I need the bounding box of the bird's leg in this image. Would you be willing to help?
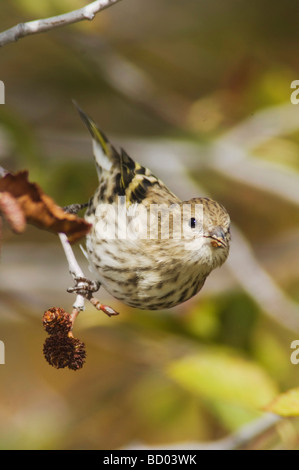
[67,276,119,317]
[67,276,100,296]
[63,202,89,215]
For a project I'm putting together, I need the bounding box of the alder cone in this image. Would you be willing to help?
[43,307,72,335]
[43,335,86,370]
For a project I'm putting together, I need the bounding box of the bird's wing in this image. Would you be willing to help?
[74,101,179,206]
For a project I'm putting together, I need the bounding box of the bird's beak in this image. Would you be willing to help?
[206,226,227,248]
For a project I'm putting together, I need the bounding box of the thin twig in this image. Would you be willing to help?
[58,232,85,311]
[0,0,123,47]
[125,413,282,450]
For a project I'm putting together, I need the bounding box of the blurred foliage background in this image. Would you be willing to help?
[1,0,299,450]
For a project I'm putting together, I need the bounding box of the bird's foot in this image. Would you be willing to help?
[63,202,88,215]
[67,277,119,317]
[67,276,100,297]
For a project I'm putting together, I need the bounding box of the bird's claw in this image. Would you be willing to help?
[67,277,119,317]
[67,276,100,297]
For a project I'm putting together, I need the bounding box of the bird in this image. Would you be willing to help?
[75,103,231,310]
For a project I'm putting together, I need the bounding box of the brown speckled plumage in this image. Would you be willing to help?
[76,104,231,310]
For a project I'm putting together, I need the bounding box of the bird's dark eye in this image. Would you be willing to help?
[189,217,196,228]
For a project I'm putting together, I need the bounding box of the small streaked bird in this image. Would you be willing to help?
[75,104,231,310]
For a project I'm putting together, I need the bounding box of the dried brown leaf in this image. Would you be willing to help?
[0,170,91,243]
[0,191,26,233]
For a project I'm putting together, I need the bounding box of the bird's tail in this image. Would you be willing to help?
[73,100,119,177]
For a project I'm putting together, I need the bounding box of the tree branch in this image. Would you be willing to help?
[58,232,86,312]
[125,413,282,450]
[0,0,123,47]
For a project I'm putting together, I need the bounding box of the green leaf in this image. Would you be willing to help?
[167,349,278,410]
[266,388,299,417]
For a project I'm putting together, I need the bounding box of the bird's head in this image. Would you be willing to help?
[173,197,231,269]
